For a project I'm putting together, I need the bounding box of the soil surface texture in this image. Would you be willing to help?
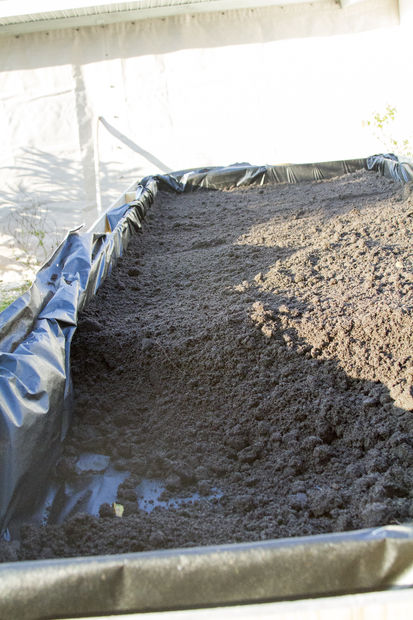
[2,169,413,563]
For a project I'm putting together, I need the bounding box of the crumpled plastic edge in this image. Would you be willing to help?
[141,157,368,191]
[0,180,157,532]
[366,153,413,183]
[0,155,412,615]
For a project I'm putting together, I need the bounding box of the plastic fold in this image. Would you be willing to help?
[1,525,413,619]
[0,156,412,617]
[0,180,156,533]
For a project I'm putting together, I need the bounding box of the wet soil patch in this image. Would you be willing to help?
[2,170,413,562]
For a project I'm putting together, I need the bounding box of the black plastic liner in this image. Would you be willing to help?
[1,525,413,619]
[0,179,157,534]
[142,157,367,191]
[0,155,412,617]
[367,153,413,183]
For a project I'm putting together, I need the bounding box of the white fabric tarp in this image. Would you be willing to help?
[0,0,411,274]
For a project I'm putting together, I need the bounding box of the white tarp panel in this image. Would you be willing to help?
[0,0,410,286]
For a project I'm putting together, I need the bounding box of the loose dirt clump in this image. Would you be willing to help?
[3,169,413,562]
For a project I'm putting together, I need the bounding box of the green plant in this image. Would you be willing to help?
[365,104,412,160]
[6,197,60,268]
[0,281,31,314]
[1,192,62,315]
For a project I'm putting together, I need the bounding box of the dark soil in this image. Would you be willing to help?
[2,169,413,562]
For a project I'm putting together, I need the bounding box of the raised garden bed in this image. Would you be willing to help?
[1,168,412,563]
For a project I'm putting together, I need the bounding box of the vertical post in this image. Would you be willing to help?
[72,62,100,226]
[94,116,102,216]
